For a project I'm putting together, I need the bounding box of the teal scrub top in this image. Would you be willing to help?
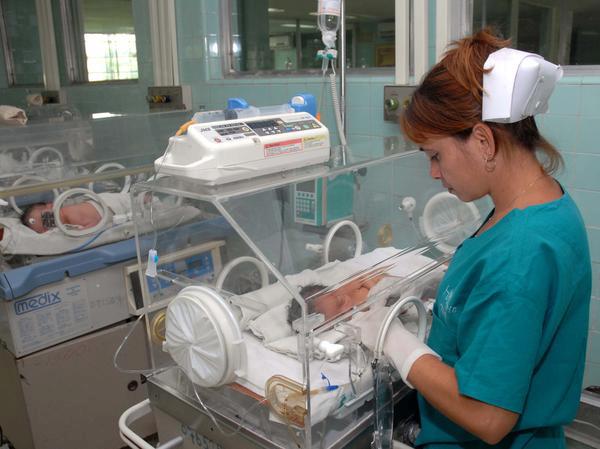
[415,189,592,449]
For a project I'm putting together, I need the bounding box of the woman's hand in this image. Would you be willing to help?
[352,306,440,387]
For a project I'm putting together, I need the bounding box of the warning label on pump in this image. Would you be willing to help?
[264,138,303,157]
[303,135,327,150]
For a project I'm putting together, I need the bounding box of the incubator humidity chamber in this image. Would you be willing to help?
[120,145,484,449]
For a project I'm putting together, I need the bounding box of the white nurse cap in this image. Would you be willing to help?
[482,48,563,123]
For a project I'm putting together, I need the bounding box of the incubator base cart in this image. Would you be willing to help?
[118,142,484,449]
[137,369,418,449]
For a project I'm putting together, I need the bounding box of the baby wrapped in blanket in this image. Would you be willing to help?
[233,247,443,356]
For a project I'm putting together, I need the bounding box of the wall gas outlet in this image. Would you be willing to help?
[383,85,416,122]
[147,85,191,112]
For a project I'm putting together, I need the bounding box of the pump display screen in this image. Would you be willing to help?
[247,119,281,129]
[296,180,315,193]
[214,123,250,136]
[246,118,321,136]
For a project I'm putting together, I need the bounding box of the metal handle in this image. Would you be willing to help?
[118,399,183,449]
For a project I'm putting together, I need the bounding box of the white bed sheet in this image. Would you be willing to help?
[238,331,371,425]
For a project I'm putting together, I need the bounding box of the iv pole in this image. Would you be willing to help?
[340,0,346,136]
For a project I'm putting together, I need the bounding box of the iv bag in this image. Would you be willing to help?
[317,0,340,48]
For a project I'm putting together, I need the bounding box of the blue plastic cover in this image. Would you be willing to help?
[0,217,231,300]
[290,93,317,117]
[227,97,249,110]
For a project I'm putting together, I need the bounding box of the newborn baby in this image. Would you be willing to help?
[20,192,131,233]
[22,201,102,233]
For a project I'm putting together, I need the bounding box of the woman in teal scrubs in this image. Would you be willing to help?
[357,29,592,448]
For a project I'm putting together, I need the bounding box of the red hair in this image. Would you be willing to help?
[400,28,562,173]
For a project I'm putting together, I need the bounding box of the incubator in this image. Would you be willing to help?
[0,109,218,356]
[118,137,485,449]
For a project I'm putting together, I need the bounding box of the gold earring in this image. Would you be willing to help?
[484,157,496,173]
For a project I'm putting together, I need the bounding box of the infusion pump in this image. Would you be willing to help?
[155,112,330,184]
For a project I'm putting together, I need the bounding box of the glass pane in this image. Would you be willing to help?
[1,0,44,86]
[473,0,600,66]
[80,0,138,81]
[569,1,600,65]
[230,0,394,72]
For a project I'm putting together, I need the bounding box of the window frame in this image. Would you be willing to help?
[0,0,50,87]
[220,0,397,78]
[469,0,600,75]
[0,0,18,86]
[58,0,140,85]
[59,0,88,84]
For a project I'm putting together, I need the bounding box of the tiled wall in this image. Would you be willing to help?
[540,78,600,387]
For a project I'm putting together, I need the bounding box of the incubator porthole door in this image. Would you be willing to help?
[421,192,480,254]
[164,286,246,388]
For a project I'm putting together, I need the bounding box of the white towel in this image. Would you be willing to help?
[248,303,291,343]
[240,332,370,425]
[233,268,323,329]
[0,105,27,125]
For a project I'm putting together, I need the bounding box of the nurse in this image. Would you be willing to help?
[356,29,592,448]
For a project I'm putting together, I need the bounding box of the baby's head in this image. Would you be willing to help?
[288,284,326,325]
[21,203,55,233]
[287,278,375,325]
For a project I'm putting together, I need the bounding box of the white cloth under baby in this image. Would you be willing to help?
[233,268,322,329]
[248,303,290,343]
[240,332,370,425]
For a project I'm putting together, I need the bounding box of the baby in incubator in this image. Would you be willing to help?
[20,192,132,233]
[22,201,102,233]
[287,271,385,323]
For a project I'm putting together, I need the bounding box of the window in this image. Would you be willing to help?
[60,0,138,83]
[473,0,600,66]
[225,0,395,74]
[0,0,44,86]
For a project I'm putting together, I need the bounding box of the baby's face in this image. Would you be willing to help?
[312,276,381,320]
[25,203,54,233]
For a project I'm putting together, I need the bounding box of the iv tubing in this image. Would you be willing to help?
[330,73,348,164]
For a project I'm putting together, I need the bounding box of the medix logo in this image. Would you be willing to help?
[14,292,61,315]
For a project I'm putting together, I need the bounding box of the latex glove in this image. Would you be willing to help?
[352,306,440,388]
[351,305,391,351]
